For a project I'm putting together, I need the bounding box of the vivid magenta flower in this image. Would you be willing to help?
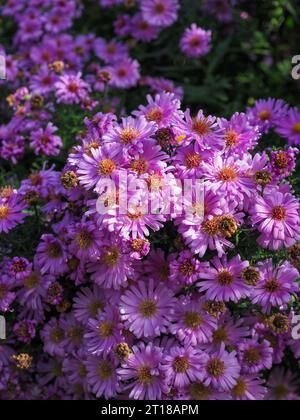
[94,38,129,64]
[251,259,300,313]
[55,73,90,104]
[169,250,209,286]
[275,107,300,146]
[238,338,273,374]
[251,189,300,250]
[130,13,161,42]
[180,24,212,58]
[268,147,298,180]
[120,279,175,338]
[110,59,140,89]
[247,98,288,133]
[117,342,167,400]
[140,0,179,27]
[198,255,251,302]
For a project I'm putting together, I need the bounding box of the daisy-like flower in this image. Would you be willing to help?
[172,143,213,179]
[0,274,16,312]
[40,318,66,357]
[77,143,123,190]
[180,24,212,58]
[268,147,298,180]
[86,354,120,399]
[275,107,300,146]
[202,344,241,392]
[169,250,209,286]
[250,190,300,250]
[251,259,300,313]
[13,320,37,344]
[238,338,273,374]
[183,382,230,400]
[266,367,300,400]
[209,313,250,350]
[140,0,179,27]
[94,38,129,64]
[218,113,260,156]
[68,221,103,260]
[231,375,267,400]
[55,73,90,104]
[120,279,175,338]
[117,342,167,400]
[7,257,32,281]
[198,255,251,303]
[178,109,223,150]
[29,123,62,157]
[130,13,161,42]
[161,346,206,389]
[110,58,140,89]
[247,98,288,133]
[35,234,68,276]
[88,236,134,290]
[0,193,27,233]
[169,296,217,345]
[85,307,123,356]
[127,140,168,175]
[134,92,182,128]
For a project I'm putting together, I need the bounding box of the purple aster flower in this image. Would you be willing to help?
[198,255,251,303]
[169,296,217,345]
[130,13,161,42]
[46,282,64,306]
[231,375,267,400]
[55,73,90,104]
[141,0,179,27]
[77,143,123,190]
[30,65,58,96]
[94,38,129,64]
[169,250,209,286]
[134,92,182,128]
[0,193,27,233]
[30,123,62,157]
[86,354,120,399]
[73,285,116,325]
[172,143,213,178]
[275,107,300,146]
[251,259,300,313]
[68,221,103,260]
[0,274,16,312]
[180,24,212,58]
[88,236,134,290]
[13,320,37,344]
[7,257,32,281]
[182,381,230,400]
[62,351,90,400]
[99,0,123,7]
[18,270,54,313]
[268,147,298,180]
[35,234,68,275]
[238,338,273,374]
[41,318,66,357]
[250,190,300,250]
[85,307,123,356]
[247,98,288,134]
[120,278,175,338]
[208,313,250,350]
[161,346,206,389]
[118,342,167,400]
[202,0,236,23]
[202,344,241,392]
[266,367,300,400]
[110,58,140,89]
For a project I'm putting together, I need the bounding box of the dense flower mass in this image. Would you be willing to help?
[0,0,300,402]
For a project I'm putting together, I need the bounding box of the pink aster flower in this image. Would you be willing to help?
[247,98,288,133]
[161,346,206,389]
[30,123,62,157]
[275,107,300,146]
[117,342,167,400]
[251,190,300,250]
[172,143,213,178]
[141,0,179,28]
[68,221,103,260]
[251,259,300,313]
[198,255,251,303]
[169,296,217,345]
[169,250,209,286]
[180,24,212,58]
[55,73,90,104]
[134,92,183,128]
[268,147,298,180]
[120,278,175,338]
[0,193,27,233]
[110,58,140,89]
[94,38,129,64]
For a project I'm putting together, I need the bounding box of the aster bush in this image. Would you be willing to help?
[0,0,300,402]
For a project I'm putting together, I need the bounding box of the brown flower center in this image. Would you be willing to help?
[98,321,115,339]
[206,359,225,378]
[75,230,93,249]
[50,327,65,343]
[138,366,153,384]
[98,159,116,176]
[265,278,280,293]
[218,167,237,181]
[274,152,289,169]
[244,347,261,364]
[292,123,300,134]
[138,299,157,318]
[172,356,190,373]
[98,360,113,380]
[179,259,195,277]
[46,242,63,259]
[232,378,247,398]
[184,311,203,329]
[147,107,163,123]
[217,270,234,286]
[225,129,239,147]
[189,383,211,400]
[271,206,286,221]
[242,267,260,286]
[24,273,40,289]
[101,247,120,266]
[259,110,271,121]
[186,152,202,169]
[0,205,10,220]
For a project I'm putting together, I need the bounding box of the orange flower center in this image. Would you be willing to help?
[225,129,239,147]
[0,205,10,220]
[120,128,139,144]
[147,107,163,123]
[259,110,271,121]
[131,158,149,175]
[274,152,289,169]
[218,167,237,181]
[98,159,116,176]
[293,123,300,134]
[271,206,286,221]
[186,152,202,169]
[192,118,211,136]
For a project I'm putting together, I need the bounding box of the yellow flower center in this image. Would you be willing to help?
[98,159,116,176]
[0,205,10,220]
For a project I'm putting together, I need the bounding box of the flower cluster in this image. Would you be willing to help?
[0,0,300,402]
